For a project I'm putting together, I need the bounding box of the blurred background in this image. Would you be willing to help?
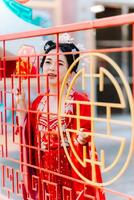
[1,0,134,114]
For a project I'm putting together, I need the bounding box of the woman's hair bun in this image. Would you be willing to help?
[44,40,55,52]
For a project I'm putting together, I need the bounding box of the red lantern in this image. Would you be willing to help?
[16,45,36,79]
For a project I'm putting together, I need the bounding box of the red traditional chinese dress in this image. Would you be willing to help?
[18,90,105,200]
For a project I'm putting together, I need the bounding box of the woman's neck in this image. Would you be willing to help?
[49,84,67,96]
[49,85,57,94]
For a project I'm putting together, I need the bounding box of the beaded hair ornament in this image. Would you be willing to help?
[58,33,86,53]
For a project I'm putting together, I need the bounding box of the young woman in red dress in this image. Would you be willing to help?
[16,34,106,200]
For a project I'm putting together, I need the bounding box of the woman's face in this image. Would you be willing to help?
[43,49,69,87]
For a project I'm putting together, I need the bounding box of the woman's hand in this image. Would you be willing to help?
[15,88,26,107]
[15,87,27,126]
[77,128,90,145]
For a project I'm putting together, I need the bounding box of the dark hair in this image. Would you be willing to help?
[40,40,80,73]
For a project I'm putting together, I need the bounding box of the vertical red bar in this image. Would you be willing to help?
[0,112,3,135]
[3,40,8,157]
[27,56,32,164]
[37,55,40,93]
[11,75,15,142]
[18,57,22,92]
[0,91,2,104]
[0,58,2,80]
[132,24,134,98]
[2,165,5,188]
[55,33,61,173]
[46,71,50,159]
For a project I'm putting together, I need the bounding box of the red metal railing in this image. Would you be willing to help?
[0,13,134,199]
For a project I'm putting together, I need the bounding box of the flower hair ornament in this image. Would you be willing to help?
[59,33,90,66]
[58,33,74,44]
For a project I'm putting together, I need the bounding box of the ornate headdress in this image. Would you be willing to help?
[58,33,89,67]
[42,33,85,53]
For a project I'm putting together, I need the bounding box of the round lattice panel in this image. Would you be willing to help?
[58,52,134,187]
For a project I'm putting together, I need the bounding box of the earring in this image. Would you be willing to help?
[66,76,72,89]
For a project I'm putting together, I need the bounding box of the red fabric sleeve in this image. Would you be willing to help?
[19,95,43,199]
[70,91,105,200]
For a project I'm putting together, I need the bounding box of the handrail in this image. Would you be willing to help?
[0,13,134,41]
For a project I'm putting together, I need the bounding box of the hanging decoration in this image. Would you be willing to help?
[15,0,30,3]
[3,0,51,28]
